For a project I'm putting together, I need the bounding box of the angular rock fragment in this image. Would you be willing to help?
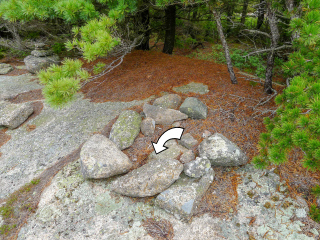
[109,110,142,150]
[202,130,212,138]
[184,157,211,178]
[153,94,182,109]
[155,169,214,222]
[80,134,132,179]
[198,133,248,167]
[0,101,33,129]
[178,133,198,149]
[179,97,208,119]
[141,117,155,136]
[0,63,14,75]
[148,143,188,162]
[180,150,195,164]
[111,158,183,197]
[143,103,188,125]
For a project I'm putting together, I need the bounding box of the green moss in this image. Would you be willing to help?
[0,224,16,235]
[264,202,271,209]
[247,190,255,198]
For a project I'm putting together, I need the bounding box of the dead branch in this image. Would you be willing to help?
[244,45,292,57]
[242,29,271,38]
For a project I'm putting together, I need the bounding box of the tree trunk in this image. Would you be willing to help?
[163,5,176,55]
[257,0,265,29]
[213,10,237,84]
[264,2,280,94]
[241,0,249,25]
[135,5,150,50]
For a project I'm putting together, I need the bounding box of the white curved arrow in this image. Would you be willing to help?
[152,127,184,154]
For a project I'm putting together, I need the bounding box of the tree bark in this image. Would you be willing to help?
[257,0,265,29]
[163,5,176,55]
[264,2,280,94]
[241,0,249,25]
[213,10,237,84]
[135,5,150,50]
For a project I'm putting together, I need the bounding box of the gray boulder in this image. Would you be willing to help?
[179,97,208,119]
[184,156,211,178]
[31,49,54,57]
[155,168,214,222]
[0,101,33,129]
[0,63,14,75]
[109,110,142,150]
[153,94,182,109]
[80,134,132,179]
[140,117,155,136]
[24,54,60,74]
[143,103,188,125]
[111,158,183,197]
[180,150,195,164]
[198,133,248,167]
[178,133,198,149]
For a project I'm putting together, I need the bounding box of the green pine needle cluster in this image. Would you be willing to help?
[253,0,320,171]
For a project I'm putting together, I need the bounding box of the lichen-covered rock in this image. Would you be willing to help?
[143,103,188,125]
[140,117,155,136]
[153,94,182,109]
[173,82,209,94]
[148,142,189,162]
[184,156,211,178]
[179,97,208,119]
[111,158,183,197]
[198,133,248,167]
[0,63,14,75]
[180,150,195,164]
[80,134,132,179]
[155,169,214,222]
[109,110,142,150]
[0,101,33,129]
[24,54,60,74]
[31,49,54,57]
[178,133,198,149]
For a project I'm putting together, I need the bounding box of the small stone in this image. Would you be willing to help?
[180,150,195,164]
[0,101,33,129]
[31,50,54,57]
[202,130,212,138]
[148,143,188,162]
[0,63,14,75]
[109,110,142,150]
[153,94,182,109]
[178,133,198,149]
[24,54,60,74]
[140,117,155,136]
[143,103,188,125]
[80,134,132,179]
[179,97,208,119]
[34,43,48,50]
[183,157,212,178]
[172,122,180,127]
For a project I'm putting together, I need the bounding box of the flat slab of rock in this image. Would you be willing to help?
[0,101,33,129]
[153,94,182,109]
[109,110,142,150]
[148,141,189,162]
[143,103,188,125]
[0,63,14,75]
[199,133,248,167]
[184,157,211,178]
[180,97,208,119]
[140,117,155,136]
[31,49,54,57]
[180,150,195,164]
[24,54,60,73]
[178,133,198,149]
[173,82,209,94]
[155,169,214,222]
[80,134,132,179]
[111,158,183,197]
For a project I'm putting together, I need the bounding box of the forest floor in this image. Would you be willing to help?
[0,43,320,239]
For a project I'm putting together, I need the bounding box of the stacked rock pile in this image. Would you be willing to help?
[24,43,60,74]
[80,93,248,222]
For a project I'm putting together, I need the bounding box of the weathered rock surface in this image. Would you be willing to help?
[111,158,183,197]
[173,82,209,94]
[140,117,155,136]
[184,157,211,178]
[0,101,33,129]
[180,150,195,164]
[109,110,142,150]
[153,94,182,109]
[155,169,214,222]
[31,49,54,57]
[24,54,60,74]
[80,134,132,179]
[0,63,14,75]
[143,103,188,125]
[179,97,208,119]
[148,141,189,162]
[202,130,212,138]
[199,133,248,167]
[178,133,198,149]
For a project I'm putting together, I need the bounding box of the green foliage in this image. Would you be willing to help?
[52,42,66,54]
[312,185,320,197]
[0,224,16,235]
[254,0,320,172]
[310,204,320,222]
[93,62,106,74]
